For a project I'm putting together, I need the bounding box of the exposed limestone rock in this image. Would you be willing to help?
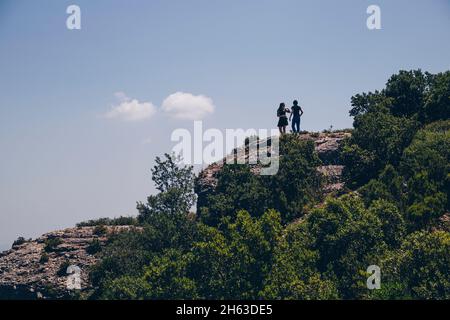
[196,131,350,198]
[317,165,345,194]
[436,212,450,232]
[0,225,139,299]
[303,132,350,165]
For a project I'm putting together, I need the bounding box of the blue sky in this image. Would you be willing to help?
[0,0,449,249]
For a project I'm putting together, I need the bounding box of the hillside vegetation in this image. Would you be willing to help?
[87,70,449,300]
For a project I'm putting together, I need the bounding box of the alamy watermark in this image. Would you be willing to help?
[171,121,280,175]
[66,5,380,31]
[367,5,382,30]
[366,265,381,290]
[66,265,82,290]
[66,5,81,30]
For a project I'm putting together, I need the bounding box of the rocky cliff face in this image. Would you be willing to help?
[0,225,138,299]
[196,131,350,201]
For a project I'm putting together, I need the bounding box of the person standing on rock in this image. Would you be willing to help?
[289,100,304,133]
[277,102,290,134]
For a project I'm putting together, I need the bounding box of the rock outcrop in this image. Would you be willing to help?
[196,131,350,198]
[0,225,139,299]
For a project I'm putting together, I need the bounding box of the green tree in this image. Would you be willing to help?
[384,69,432,118]
[261,222,338,299]
[307,195,387,298]
[143,249,198,299]
[422,71,450,123]
[200,165,270,226]
[400,121,450,228]
[342,69,449,188]
[198,135,322,225]
[349,90,386,117]
[374,231,450,299]
[99,276,151,300]
[90,153,198,298]
[138,153,196,222]
[359,165,405,209]
[342,110,418,187]
[263,136,322,223]
[368,200,406,247]
[189,210,283,299]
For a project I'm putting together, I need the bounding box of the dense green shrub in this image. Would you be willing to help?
[93,225,108,236]
[199,136,322,225]
[342,70,450,188]
[76,216,138,227]
[86,239,102,255]
[57,261,71,277]
[12,237,27,247]
[261,222,338,299]
[98,210,283,300]
[400,121,450,229]
[422,71,450,123]
[39,252,49,264]
[44,238,62,253]
[373,231,450,299]
[341,111,418,187]
[306,195,388,298]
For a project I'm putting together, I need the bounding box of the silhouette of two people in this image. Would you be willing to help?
[277,100,304,134]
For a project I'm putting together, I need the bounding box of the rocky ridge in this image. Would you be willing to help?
[196,131,350,197]
[0,225,139,299]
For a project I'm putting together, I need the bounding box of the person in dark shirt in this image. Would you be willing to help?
[289,100,304,133]
[277,102,290,134]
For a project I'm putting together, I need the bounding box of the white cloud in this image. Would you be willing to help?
[104,93,157,121]
[114,91,130,102]
[161,92,215,120]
